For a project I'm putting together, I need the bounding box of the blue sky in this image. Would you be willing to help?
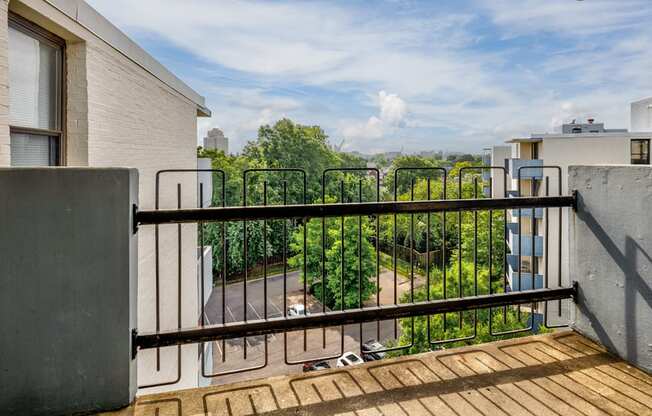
[87,0,652,154]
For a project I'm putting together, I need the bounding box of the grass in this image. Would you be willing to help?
[218,263,299,286]
[379,251,427,278]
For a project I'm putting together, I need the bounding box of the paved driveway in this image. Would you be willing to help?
[202,268,420,385]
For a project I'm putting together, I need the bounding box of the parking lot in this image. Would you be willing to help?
[202,269,423,385]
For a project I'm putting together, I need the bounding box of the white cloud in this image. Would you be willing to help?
[478,0,652,37]
[87,0,652,153]
[194,86,303,149]
[87,0,487,97]
[379,91,407,127]
[342,91,407,140]
[342,116,385,140]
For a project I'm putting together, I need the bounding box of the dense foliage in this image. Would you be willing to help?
[198,119,369,277]
[197,118,535,353]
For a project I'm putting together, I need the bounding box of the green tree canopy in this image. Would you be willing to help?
[289,214,378,310]
[242,119,365,203]
[389,256,543,356]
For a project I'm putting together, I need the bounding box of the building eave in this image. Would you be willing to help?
[33,0,211,115]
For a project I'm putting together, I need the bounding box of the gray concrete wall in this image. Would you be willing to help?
[4,1,203,391]
[570,165,652,373]
[0,168,138,415]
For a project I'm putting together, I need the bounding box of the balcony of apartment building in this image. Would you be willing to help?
[506,222,544,258]
[508,158,544,180]
[506,254,544,291]
[2,165,652,416]
[507,191,545,218]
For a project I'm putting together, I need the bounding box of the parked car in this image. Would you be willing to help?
[336,352,364,367]
[287,304,307,316]
[361,339,386,362]
[302,360,331,372]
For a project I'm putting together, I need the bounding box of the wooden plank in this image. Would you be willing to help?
[496,383,560,416]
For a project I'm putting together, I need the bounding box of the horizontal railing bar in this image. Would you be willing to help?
[135,195,575,225]
[135,284,576,350]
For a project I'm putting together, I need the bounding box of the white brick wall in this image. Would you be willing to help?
[65,41,89,166]
[0,1,9,166]
[82,34,201,394]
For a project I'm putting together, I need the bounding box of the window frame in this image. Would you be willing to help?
[8,13,66,166]
[631,139,651,165]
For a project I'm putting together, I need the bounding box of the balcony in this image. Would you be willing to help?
[103,331,652,416]
[507,254,543,291]
[4,165,652,416]
[508,191,544,217]
[507,222,543,257]
[511,207,544,218]
[508,158,543,179]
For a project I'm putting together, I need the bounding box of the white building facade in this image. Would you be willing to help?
[489,103,652,324]
[631,97,652,132]
[0,0,212,393]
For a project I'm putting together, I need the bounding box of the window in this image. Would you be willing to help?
[531,142,539,159]
[8,14,64,166]
[631,139,650,165]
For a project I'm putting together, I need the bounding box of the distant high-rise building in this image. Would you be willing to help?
[203,128,229,153]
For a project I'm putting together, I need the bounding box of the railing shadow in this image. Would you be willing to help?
[126,332,652,415]
[194,335,621,416]
[574,192,652,364]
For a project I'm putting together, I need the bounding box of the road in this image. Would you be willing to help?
[202,268,422,385]
[204,271,304,325]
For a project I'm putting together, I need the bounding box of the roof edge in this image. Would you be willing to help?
[43,0,210,115]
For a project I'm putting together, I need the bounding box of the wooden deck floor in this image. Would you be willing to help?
[102,331,652,416]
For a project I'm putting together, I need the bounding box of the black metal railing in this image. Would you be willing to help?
[136,284,576,350]
[133,166,576,388]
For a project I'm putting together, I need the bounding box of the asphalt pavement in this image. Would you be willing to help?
[202,269,416,385]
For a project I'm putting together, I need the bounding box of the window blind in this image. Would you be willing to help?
[10,133,53,166]
[8,26,59,130]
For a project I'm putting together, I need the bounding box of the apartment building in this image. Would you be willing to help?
[0,0,212,393]
[488,101,652,322]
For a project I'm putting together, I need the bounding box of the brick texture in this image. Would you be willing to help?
[80,35,200,394]
[0,0,9,166]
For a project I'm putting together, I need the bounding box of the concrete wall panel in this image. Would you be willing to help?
[570,165,652,373]
[0,167,138,415]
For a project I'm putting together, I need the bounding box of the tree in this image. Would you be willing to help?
[242,119,350,203]
[197,149,273,278]
[289,215,378,310]
[377,165,502,274]
[389,256,544,356]
[197,147,255,206]
[199,119,347,279]
[384,155,442,197]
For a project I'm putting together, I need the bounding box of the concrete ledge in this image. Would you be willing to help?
[569,164,652,373]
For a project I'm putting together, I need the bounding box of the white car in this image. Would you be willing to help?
[287,304,307,316]
[336,352,364,367]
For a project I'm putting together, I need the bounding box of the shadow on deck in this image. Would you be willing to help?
[102,331,652,416]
